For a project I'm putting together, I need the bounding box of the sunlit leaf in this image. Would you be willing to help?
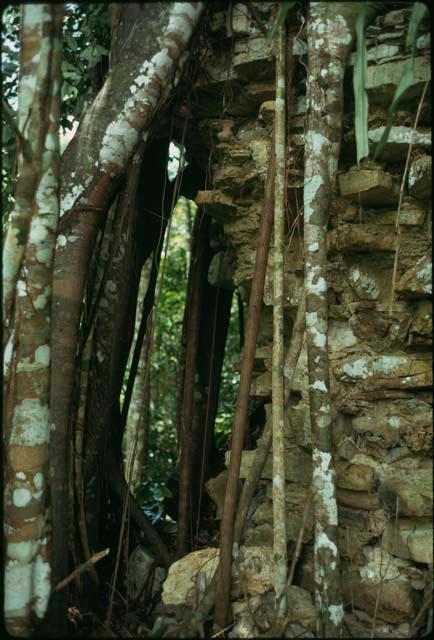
[406,2,428,52]
[353,3,369,165]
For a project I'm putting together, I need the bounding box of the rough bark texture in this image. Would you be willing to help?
[214,131,276,629]
[3,5,63,636]
[49,5,204,612]
[304,3,359,636]
[272,24,288,617]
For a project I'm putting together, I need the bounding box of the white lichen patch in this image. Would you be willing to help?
[13,488,32,508]
[11,399,49,446]
[7,540,38,564]
[371,355,406,375]
[308,242,319,252]
[387,416,400,429]
[313,450,338,526]
[33,553,51,618]
[4,560,32,615]
[306,312,318,327]
[303,175,324,223]
[310,379,327,393]
[309,325,327,348]
[35,345,50,367]
[329,603,344,626]
[306,270,327,296]
[349,268,379,300]
[4,329,15,377]
[341,358,369,379]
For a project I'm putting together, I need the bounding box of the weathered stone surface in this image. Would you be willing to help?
[286,586,315,631]
[348,44,400,66]
[126,546,164,603]
[367,126,431,161]
[258,100,275,125]
[329,224,396,253]
[195,190,236,223]
[408,300,432,347]
[337,489,381,510]
[208,251,235,289]
[205,470,242,519]
[336,463,378,492]
[225,445,312,484]
[383,519,433,564]
[396,254,432,297]
[161,546,273,610]
[365,56,431,105]
[344,612,411,638]
[334,353,432,389]
[364,198,426,226]
[408,155,432,200]
[343,548,416,623]
[379,469,432,516]
[339,168,400,206]
[233,36,272,80]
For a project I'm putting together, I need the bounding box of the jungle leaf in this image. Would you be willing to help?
[353,3,369,165]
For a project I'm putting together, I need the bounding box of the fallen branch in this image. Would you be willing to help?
[54,548,110,592]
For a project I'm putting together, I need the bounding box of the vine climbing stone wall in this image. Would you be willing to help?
[163,4,432,636]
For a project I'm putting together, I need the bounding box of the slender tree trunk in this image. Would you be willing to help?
[3,6,63,636]
[214,129,276,630]
[303,4,360,636]
[272,23,288,618]
[123,254,154,494]
[177,212,209,557]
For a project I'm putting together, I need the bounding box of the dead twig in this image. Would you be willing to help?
[55,548,110,592]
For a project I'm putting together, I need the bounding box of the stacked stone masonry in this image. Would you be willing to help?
[162,4,432,637]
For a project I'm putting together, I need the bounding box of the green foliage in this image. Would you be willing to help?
[353,3,369,165]
[373,2,428,160]
[61,3,110,129]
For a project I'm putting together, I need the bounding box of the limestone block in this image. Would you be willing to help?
[338,526,374,561]
[195,190,236,223]
[344,612,411,638]
[379,469,432,517]
[383,519,433,564]
[285,586,315,632]
[126,546,164,603]
[252,489,314,544]
[334,353,432,389]
[233,36,273,81]
[258,100,275,125]
[348,44,400,66]
[396,254,432,297]
[205,470,242,519]
[339,506,387,537]
[245,82,275,105]
[367,126,431,162]
[225,445,312,485]
[408,300,432,347]
[339,168,400,207]
[337,489,381,511]
[342,548,416,624]
[365,56,431,105]
[329,224,396,253]
[161,546,274,610]
[336,462,378,492]
[408,155,432,200]
[362,198,426,226]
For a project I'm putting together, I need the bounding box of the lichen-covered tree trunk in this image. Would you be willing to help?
[272,23,288,618]
[49,2,204,621]
[303,3,359,636]
[3,5,63,636]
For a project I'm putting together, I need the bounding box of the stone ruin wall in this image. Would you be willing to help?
[163,4,432,636]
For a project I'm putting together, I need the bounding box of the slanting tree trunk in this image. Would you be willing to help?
[49,2,204,615]
[3,6,63,636]
[303,3,360,636]
[214,130,276,630]
[272,23,287,618]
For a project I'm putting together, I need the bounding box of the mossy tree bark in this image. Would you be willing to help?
[272,23,288,618]
[3,5,63,636]
[304,3,360,636]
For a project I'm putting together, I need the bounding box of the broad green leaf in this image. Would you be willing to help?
[406,2,428,52]
[267,1,296,41]
[353,3,369,165]
[374,2,426,160]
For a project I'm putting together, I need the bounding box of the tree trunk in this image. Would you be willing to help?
[303,4,360,636]
[272,23,288,618]
[214,130,276,630]
[49,5,204,617]
[4,6,63,636]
